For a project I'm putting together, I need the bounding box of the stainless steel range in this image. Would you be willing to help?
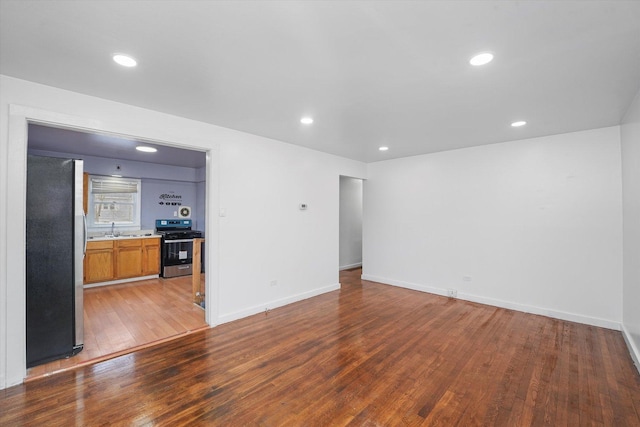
[155,219,203,278]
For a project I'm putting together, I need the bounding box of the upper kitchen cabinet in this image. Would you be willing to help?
[83,172,88,214]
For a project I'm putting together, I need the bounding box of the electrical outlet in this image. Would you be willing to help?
[270,280,277,287]
[447,289,457,298]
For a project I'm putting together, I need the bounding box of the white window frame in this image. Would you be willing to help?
[87,175,141,229]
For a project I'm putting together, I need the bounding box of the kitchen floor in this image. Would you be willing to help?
[26,276,208,380]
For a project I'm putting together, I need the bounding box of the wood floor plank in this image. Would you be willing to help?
[24,276,207,379]
[3,268,640,425]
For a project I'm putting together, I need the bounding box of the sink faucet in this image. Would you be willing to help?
[111,222,115,236]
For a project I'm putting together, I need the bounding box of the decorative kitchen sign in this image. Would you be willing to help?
[158,191,183,206]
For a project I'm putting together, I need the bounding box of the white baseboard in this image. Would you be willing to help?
[339,262,362,271]
[361,274,621,331]
[622,324,640,375]
[361,274,449,297]
[218,283,341,325]
[83,275,159,288]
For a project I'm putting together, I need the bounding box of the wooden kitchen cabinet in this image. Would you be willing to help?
[84,237,161,284]
[142,238,160,275]
[83,172,88,214]
[84,240,115,283]
[116,239,143,279]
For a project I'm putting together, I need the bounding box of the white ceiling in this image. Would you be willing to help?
[1,1,639,163]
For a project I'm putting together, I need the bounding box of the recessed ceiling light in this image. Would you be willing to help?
[469,52,494,66]
[136,146,157,153]
[511,121,527,127]
[379,146,389,151]
[113,54,137,67]
[300,117,314,125]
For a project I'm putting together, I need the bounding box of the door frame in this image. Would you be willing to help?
[4,104,219,385]
[338,175,364,271]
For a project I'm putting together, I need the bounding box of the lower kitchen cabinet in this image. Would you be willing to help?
[84,241,115,283]
[142,238,160,275]
[116,239,143,279]
[84,237,160,284]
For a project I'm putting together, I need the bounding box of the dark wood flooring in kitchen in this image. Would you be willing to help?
[4,268,640,425]
[25,276,208,380]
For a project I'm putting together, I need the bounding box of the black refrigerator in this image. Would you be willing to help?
[26,155,85,367]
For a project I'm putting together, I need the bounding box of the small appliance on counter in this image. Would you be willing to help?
[155,219,203,278]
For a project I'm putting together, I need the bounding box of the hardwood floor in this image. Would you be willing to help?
[3,269,640,425]
[26,276,207,379]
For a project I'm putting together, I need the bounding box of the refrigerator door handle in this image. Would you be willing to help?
[83,211,88,257]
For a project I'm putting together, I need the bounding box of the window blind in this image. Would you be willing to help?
[91,177,138,193]
[88,175,141,227]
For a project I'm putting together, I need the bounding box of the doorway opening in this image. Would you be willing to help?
[25,123,209,378]
[339,176,363,275]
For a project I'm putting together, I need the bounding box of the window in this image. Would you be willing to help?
[87,175,141,229]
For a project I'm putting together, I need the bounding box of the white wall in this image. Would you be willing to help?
[216,135,365,321]
[0,75,366,389]
[363,127,623,328]
[621,88,640,370]
[339,176,363,270]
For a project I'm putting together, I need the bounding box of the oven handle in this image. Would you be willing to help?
[163,239,194,244]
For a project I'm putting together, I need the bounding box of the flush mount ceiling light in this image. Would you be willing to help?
[113,54,137,67]
[135,146,157,153]
[379,146,389,151]
[300,117,314,125]
[469,52,494,66]
[511,121,527,127]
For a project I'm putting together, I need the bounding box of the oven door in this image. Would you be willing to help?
[163,239,194,266]
[162,239,194,277]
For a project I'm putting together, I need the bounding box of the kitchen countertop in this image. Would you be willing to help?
[87,229,160,241]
